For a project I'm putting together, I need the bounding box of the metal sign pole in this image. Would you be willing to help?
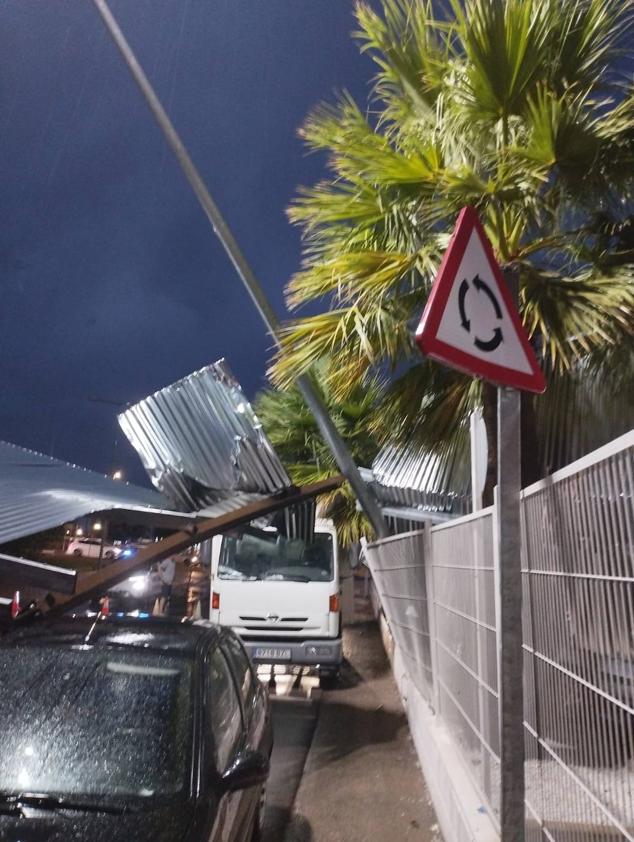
[91,0,389,540]
[496,268,525,840]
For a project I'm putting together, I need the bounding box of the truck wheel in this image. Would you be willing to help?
[319,667,340,689]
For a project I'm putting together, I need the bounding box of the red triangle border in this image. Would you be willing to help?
[416,207,546,394]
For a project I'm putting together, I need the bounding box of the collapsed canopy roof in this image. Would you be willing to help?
[0,441,191,546]
[118,359,292,512]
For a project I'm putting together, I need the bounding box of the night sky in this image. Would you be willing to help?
[0,1,377,485]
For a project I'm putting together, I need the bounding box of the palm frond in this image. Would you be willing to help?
[286,250,428,310]
[255,368,385,545]
[270,302,414,391]
[450,0,552,123]
[548,0,632,94]
[355,0,450,123]
[521,264,634,370]
[272,0,634,536]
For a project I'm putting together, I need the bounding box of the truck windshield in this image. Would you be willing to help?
[0,646,192,802]
[219,530,334,582]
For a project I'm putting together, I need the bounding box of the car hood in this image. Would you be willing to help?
[0,802,193,842]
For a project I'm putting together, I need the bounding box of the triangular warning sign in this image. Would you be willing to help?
[416,207,546,393]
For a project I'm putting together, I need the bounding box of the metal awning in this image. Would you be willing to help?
[0,441,197,547]
[0,361,315,550]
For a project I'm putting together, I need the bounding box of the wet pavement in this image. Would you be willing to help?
[281,622,442,842]
[168,564,442,840]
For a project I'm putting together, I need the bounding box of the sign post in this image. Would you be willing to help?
[495,266,526,840]
[416,208,545,841]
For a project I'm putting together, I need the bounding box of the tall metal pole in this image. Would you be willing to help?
[496,268,525,840]
[92,0,388,538]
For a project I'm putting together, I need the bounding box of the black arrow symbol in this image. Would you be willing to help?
[458,279,470,331]
[474,327,503,352]
[473,274,502,318]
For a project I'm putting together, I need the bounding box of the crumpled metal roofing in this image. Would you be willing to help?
[118,359,292,512]
[369,443,471,517]
[0,441,191,547]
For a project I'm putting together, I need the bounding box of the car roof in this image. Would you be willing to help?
[1,614,223,656]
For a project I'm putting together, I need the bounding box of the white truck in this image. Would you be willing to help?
[210,518,342,683]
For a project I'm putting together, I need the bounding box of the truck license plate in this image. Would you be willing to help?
[253,647,291,661]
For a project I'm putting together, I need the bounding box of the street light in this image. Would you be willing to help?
[87,396,132,480]
[93,522,102,532]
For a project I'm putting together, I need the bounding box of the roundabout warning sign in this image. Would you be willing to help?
[416,207,546,393]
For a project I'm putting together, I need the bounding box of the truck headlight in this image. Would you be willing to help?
[308,646,333,657]
[129,576,147,594]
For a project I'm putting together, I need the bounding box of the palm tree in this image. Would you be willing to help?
[271,0,634,503]
[255,365,385,545]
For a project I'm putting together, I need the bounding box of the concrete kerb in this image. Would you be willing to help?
[391,640,499,842]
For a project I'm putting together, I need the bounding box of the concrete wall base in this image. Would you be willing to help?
[379,611,499,842]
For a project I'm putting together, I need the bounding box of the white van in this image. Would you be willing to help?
[210,518,342,682]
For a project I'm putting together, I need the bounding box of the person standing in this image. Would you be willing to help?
[157,556,176,615]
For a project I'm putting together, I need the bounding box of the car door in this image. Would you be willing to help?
[205,646,250,842]
[222,633,270,760]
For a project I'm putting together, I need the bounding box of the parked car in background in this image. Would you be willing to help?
[66,537,121,560]
[107,564,163,613]
[0,615,272,841]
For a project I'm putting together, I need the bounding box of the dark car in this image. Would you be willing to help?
[0,615,272,841]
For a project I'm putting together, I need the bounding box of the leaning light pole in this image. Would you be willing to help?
[92,0,388,538]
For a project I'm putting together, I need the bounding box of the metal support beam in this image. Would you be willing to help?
[496,268,525,841]
[379,505,453,524]
[0,554,78,595]
[92,0,388,540]
[37,475,344,619]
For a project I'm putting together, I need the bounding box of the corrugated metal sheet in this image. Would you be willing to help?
[0,440,287,547]
[119,359,292,511]
[370,444,471,517]
[0,441,191,546]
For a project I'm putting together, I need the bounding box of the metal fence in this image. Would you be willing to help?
[521,434,634,840]
[429,506,501,818]
[365,430,634,841]
[366,530,433,703]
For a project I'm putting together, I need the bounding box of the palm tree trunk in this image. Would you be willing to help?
[521,391,541,488]
[482,382,498,507]
[482,385,541,506]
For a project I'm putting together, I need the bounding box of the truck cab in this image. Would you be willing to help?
[210,518,342,682]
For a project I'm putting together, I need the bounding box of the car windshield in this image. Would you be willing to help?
[219,530,334,582]
[0,645,192,801]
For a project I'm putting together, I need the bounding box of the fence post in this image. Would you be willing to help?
[473,514,493,805]
[423,523,441,714]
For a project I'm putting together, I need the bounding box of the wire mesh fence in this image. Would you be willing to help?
[429,507,500,817]
[365,431,634,841]
[521,436,634,840]
[364,530,433,704]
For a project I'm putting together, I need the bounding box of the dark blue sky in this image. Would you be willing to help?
[0,1,377,484]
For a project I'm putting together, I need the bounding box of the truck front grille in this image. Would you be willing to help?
[239,616,309,623]
[242,625,305,632]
